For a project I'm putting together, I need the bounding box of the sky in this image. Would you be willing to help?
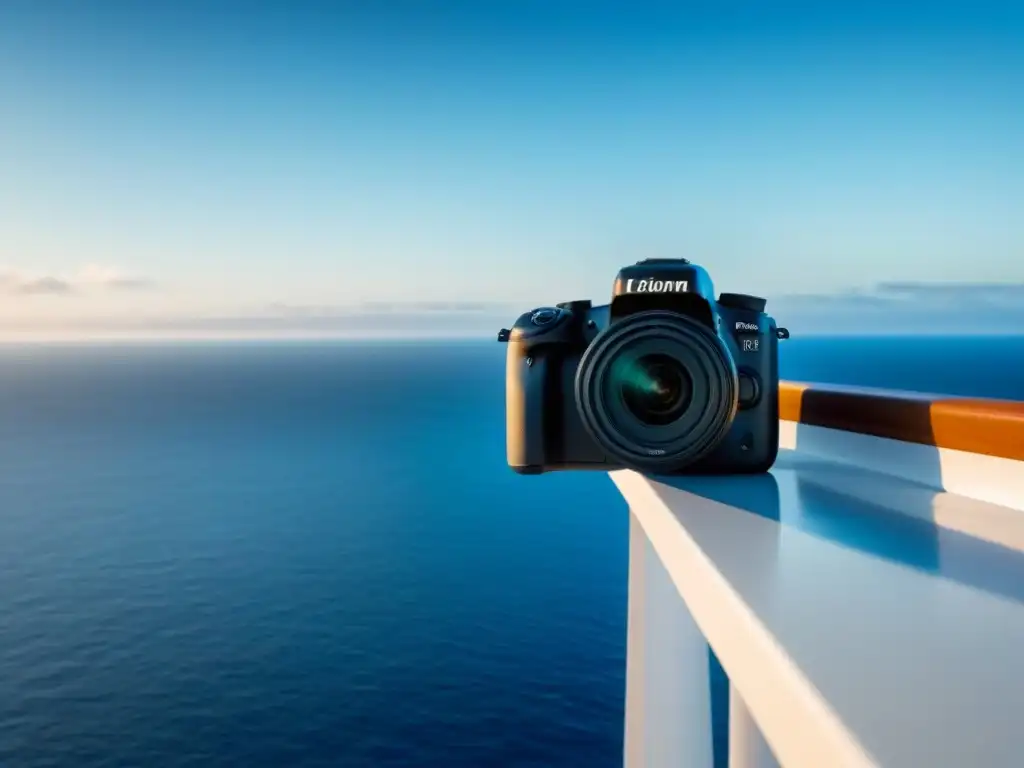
[1,1,1022,339]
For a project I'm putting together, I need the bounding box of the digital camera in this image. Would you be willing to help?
[498,258,789,475]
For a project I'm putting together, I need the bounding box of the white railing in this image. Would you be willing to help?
[614,382,1024,768]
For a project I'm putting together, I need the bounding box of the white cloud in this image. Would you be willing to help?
[0,271,74,295]
[773,282,1024,335]
[0,279,1021,339]
[0,265,156,296]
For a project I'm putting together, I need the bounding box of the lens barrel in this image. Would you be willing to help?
[574,310,738,472]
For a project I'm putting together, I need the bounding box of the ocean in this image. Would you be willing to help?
[1,336,1021,767]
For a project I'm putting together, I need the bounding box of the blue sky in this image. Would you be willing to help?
[1,1,1022,338]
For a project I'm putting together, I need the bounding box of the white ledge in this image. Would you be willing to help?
[612,445,1024,768]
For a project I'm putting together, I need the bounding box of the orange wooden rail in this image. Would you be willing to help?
[779,381,1024,462]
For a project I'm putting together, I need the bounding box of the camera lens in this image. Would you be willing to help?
[575,310,738,473]
[619,354,693,426]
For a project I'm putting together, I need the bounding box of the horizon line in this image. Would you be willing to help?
[1,329,1023,344]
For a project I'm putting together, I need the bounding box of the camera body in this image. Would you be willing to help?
[500,258,786,475]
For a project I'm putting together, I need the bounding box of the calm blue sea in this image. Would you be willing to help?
[1,336,1021,768]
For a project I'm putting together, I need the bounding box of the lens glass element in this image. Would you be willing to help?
[618,354,693,426]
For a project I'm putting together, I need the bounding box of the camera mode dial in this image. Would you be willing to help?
[530,308,562,327]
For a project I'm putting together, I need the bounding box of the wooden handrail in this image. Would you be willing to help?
[779,381,1024,462]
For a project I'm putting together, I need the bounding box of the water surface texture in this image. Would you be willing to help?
[1,337,1021,767]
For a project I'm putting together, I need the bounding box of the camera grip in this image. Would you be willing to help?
[505,344,547,471]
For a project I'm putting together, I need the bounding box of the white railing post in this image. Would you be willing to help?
[729,681,780,768]
[624,509,714,768]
